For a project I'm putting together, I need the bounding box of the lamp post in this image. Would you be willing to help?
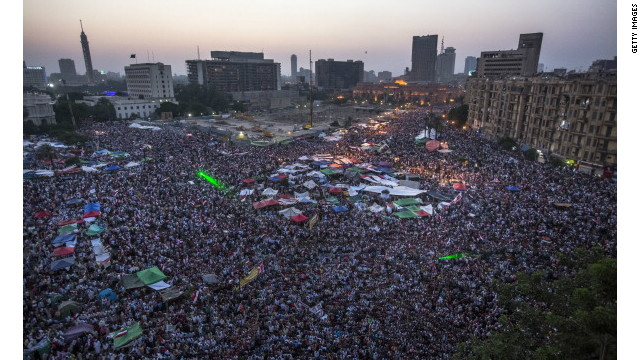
[60,79,77,129]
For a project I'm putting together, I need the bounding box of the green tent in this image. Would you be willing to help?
[394,210,419,219]
[393,198,422,207]
[23,338,51,360]
[325,196,340,204]
[346,167,366,173]
[404,205,422,212]
[112,322,143,348]
[57,300,81,318]
[320,168,339,176]
[86,224,104,236]
[121,266,167,289]
[348,195,363,203]
[58,224,77,234]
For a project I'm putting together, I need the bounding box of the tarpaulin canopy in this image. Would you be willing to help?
[262,188,279,196]
[34,210,51,218]
[303,180,318,189]
[393,198,422,207]
[553,203,573,208]
[159,287,183,302]
[52,233,76,246]
[291,214,309,223]
[279,207,302,217]
[268,175,288,182]
[51,247,75,258]
[57,219,84,226]
[104,165,120,171]
[329,187,342,194]
[242,178,256,184]
[98,288,118,302]
[203,274,219,284]
[121,266,167,290]
[63,323,94,342]
[332,205,349,213]
[321,168,339,176]
[426,140,440,152]
[252,198,279,209]
[394,210,419,218]
[362,186,427,197]
[506,186,521,191]
[124,161,139,168]
[58,224,78,234]
[50,257,75,271]
[147,281,172,290]
[86,224,105,236]
[57,300,81,318]
[65,198,83,205]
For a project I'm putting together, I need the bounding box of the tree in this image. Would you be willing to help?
[35,144,58,169]
[497,137,518,151]
[453,252,616,360]
[89,97,116,121]
[447,104,469,128]
[523,148,539,161]
[154,102,180,117]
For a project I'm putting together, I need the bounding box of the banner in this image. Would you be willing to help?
[308,214,319,229]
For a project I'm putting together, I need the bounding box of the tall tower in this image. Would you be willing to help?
[290,54,297,78]
[80,20,95,84]
[411,35,438,82]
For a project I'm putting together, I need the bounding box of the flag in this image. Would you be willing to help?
[191,289,199,303]
[257,262,264,274]
[130,54,136,59]
[308,214,319,229]
[114,330,128,338]
[112,322,143,348]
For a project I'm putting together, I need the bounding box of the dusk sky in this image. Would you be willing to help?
[23,0,617,77]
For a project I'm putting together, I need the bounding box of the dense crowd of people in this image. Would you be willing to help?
[23,107,616,359]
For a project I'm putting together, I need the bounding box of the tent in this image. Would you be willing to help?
[65,198,83,205]
[262,188,279,197]
[58,224,78,234]
[268,174,288,182]
[104,165,120,171]
[506,186,521,191]
[57,219,84,226]
[394,210,419,219]
[51,247,75,258]
[329,187,342,194]
[553,203,572,208]
[111,322,143,349]
[332,205,349,213]
[453,183,467,191]
[393,198,422,207]
[252,198,279,209]
[124,161,140,168]
[98,288,118,302]
[242,178,256,184]
[34,210,51,218]
[279,207,302,217]
[50,257,75,271]
[57,300,81,318]
[303,180,318,189]
[320,168,339,176]
[52,234,76,246]
[203,274,219,284]
[426,140,440,152]
[63,323,94,342]
[159,287,183,302]
[121,266,168,290]
[291,214,309,223]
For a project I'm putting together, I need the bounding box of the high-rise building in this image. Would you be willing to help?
[79,20,95,85]
[410,35,438,82]
[377,71,392,82]
[588,57,616,72]
[291,54,297,78]
[537,63,545,73]
[436,47,456,82]
[315,59,364,89]
[186,51,281,92]
[58,59,77,78]
[23,62,47,89]
[125,62,175,100]
[475,33,543,78]
[464,56,477,75]
[465,70,616,166]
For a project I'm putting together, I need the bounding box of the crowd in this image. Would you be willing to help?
[23,108,616,359]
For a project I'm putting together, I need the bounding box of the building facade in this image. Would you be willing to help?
[465,71,616,166]
[291,54,297,78]
[315,59,364,89]
[125,63,175,100]
[436,47,456,82]
[81,96,163,120]
[353,81,464,106]
[23,63,47,89]
[464,56,477,75]
[410,35,438,82]
[186,51,281,92]
[475,33,543,78]
[377,71,392,82]
[24,93,56,126]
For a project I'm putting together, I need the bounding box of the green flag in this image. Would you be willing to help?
[112,322,143,348]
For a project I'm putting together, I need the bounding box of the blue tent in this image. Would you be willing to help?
[520,145,531,151]
[311,160,329,168]
[268,176,285,182]
[98,288,118,302]
[65,198,83,205]
[376,167,394,174]
[52,234,76,246]
[332,205,349,213]
[506,186,521,191]
[50,257,75,271]
[84,203,100,213]
[104,165,120,171]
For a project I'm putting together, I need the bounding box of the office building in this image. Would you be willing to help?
[291,54,297,78]
[23,93,56,126]
[410,35,438,81]
[125,62,175,100]
[464,56,477,75]
[315,59,364,89]
[537,63,545,73]
[80,96,164,120]
[377,71,392,82]
[436,47,456,82]
[353,81,463,106]
[59,59,77,78]
[186,51,281,92]
[465,70,616,166]
[475,33,543,78]
[23,62,47,89]
[588,57,616,72]
[80,21,95,85]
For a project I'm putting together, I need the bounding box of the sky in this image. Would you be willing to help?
[23,0,617,77]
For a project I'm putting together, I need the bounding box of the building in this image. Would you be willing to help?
[230,89,302,110]
[363,70,378,83]
[23,62,47,89]
[186,51,281,92]
[315,59,364,89]
[410,35,438,82]
[537,63,545,73]
[377,71,392,82]
[464,56,477,75]
[465,70,616,166]
[588,57,616,72]
[475,33,543,78]
[79,20,95,85]
[291,54,297,78]
[58,58,88,86]
[24,93,56,126]
[80,96,164,120]
[125,62,175,100]
[436,47,456,82]
[298,68,313,84]
[353,81,463,106]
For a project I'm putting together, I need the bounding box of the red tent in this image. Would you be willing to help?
[57,219,85,226]
[252,198,279,209]
[83,211,101,218]
[51,247,75,257]
[329,187,342,194]
[453,183,467,191]
[242,178,256,184]
[414,210,430,217]
[290,214,309,223]
[34,210,51,218]
[425,140,440,152]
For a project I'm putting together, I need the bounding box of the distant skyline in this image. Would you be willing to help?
[24,0,616,78]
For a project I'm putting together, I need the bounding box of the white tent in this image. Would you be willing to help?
[303,180,318,189]
[362,185,427,196]
[124,162,141,168]
[262,188,279,196]
[278,207,302,217]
